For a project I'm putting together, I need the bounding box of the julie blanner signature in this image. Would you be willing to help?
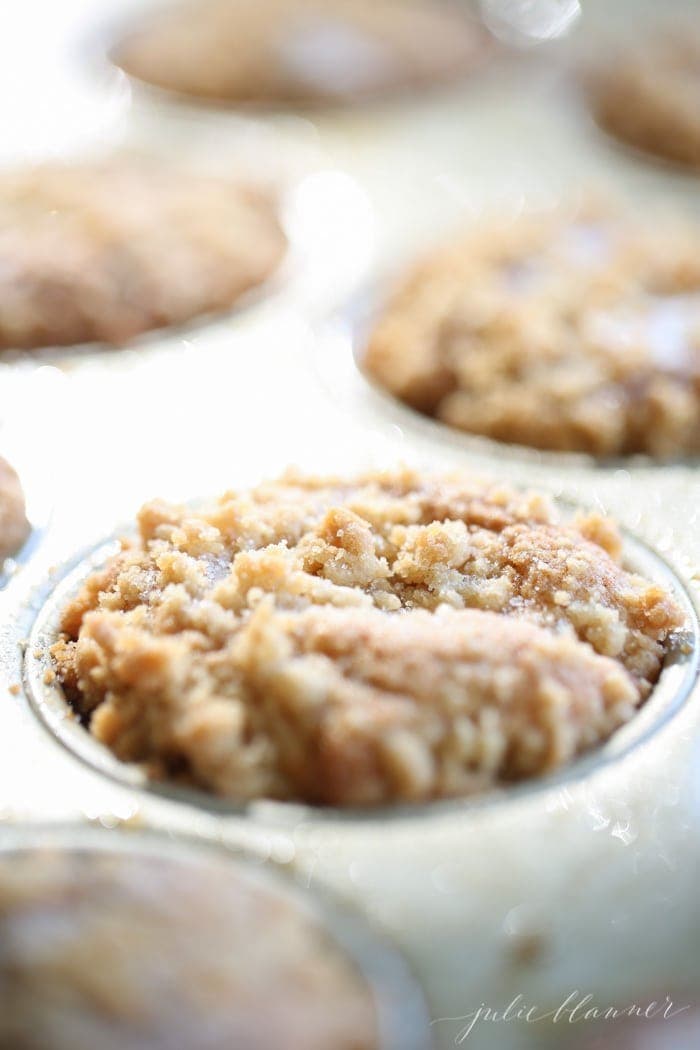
[433,992,691,1043]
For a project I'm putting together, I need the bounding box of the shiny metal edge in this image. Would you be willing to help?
[0,819,434,1050]
[22,511,700,828]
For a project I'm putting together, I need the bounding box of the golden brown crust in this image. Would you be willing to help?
[0,457,29,562]
[0,847,377,1050]
[0,162,286,350]
[51,469,684,807]
[589,33,700,171]
[363,206,700,458]
[115,0,490,107]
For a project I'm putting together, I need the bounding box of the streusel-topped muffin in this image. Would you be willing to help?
[52,469,684,807]
[363,205,700,458]
[0,161,286,350]
[0,845,378,1050]
[114,0,490,107]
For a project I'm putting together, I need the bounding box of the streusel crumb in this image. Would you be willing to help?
[52,469,684,806]
[363,205,700,457]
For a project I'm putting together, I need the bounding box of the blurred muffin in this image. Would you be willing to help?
[0,161,286,350]
[0,843,379,1050]
[363,204,700,458]
[51,468,683,807]
[0,457,29,561]
[114,0,491,107]
[589,32,700,171]
[574,994,700,1050]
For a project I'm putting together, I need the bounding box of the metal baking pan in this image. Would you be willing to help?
[2,1,700,1048]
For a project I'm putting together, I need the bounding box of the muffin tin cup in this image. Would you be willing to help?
[86,0,501,123]
[0,820,434,1050]
[20,503,699,829]
[0,162,373,376]
[79,1,330,153]
[315,282,700,483]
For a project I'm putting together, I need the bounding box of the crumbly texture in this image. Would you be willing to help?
[114,0,490,107]
[0,846,377,1050]
[51,470,683,807]
[0,457,29,562]
[590,33,700,171]
[0,161,286,350]
[363,206,700,458]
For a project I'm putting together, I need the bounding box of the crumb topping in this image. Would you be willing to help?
[52,469,684,806]
[363,206,700,457]
[115,0,489,106]
[0,161,286,350]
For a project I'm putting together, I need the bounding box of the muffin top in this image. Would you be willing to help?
[0,843,378,1050]
[0,457,29,562]
[589,31,700,171]
[114,0,490,107]
[363,204,700,458]
[0,161,286,350]
[51,469,684,807]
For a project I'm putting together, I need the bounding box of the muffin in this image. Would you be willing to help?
[363,205,700,458]
[114,0,491,107]
[0,161,286,350]
[51,469,684,808]
[589,32,700,171]
[0,457,29,562]
[0,843,379,1050]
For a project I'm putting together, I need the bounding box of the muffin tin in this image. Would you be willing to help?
[1,1,700,1049]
